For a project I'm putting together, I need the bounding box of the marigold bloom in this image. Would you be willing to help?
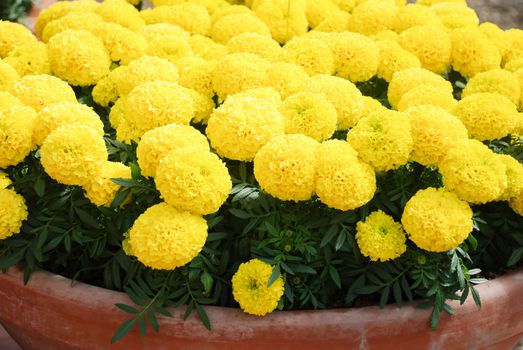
[265,62,309,99]
[0,171,11,189]
[227,33,281,62]
[392,4,442,33]
[330,0,356,12]
[376,40,421,82]
[129,203,208,270]
[0,188,28,240]
[91,76,119,108]
[83,162,131,207]
[462,69,521,106]
[0,20,37,58]
[232,259,284,316]
[0,106,36,168]
[439,139,507,204]
[315,10,351,33]
[189,35,229,61]
[232,87,282,106]
[254,0,308,44]
[402,188,472,252]
[431,2,478,30]
[141,3,210,35]
[211,4,251,24]
[306,0,340,29]
[0,92,22,112]
[10,74,77,111]
[96,0,145,31]
[397,85,457,112]
[3,42,50,77]
[92,22,148,65]
[280,37,335,76]
[0,60,20,91]
[498,155,523,202]
[347,0,398,36]
[211,13,271,44]
[511,189,523,216]
[503,29,523,65]
[505,58,523,73]
[356,210,406,262]
[479,22,510,58]
[41,12,104,43]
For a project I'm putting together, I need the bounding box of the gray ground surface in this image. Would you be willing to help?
[468,0,523,29]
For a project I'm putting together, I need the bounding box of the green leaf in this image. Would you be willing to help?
[431,307,440,330]
[400,276,413,301]
[183,301,194,320]
[328,265,341,288]
[111,188,131,209]
[111,178,136,187]
[379,286,390,308]
[0,249,26,270]
[138,316,147,337]
[334,231,346,251]
[229,208,251,219]
[290,264,316,275]
[130,163,141,179]
[34,178,45,197]
[111,318,136,344]
[471,285,481,308]
[115,303,139,314]
[393,280,402,306]
[146,308,159,333]
[320,225,338,248]
[200,271,213,293]
[507,247,523,267]
[195,303,211,330]
[460,285,469,305]
[74,208,100,229]
[467,234,478,250]
[267,264,281,287]
[443,303,455,315]
[354,285,381,295]
[469,278,488,284]
[154,303,173,318]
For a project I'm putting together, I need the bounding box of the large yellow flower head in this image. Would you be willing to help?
[387,67,453,109]
[301,74,365,130]
[347,0,398,36]
[0,20,37,58]
[280,37,335,76]
[211,13,271,44]
[0,106,36,168]
[392,4,442,33]
[96,0,145,31]
[128,203,208,270]
[356,210,407,262]
[34,102,104,146]
[231,87,282,106]
[398,24,451,74]
[254,134,319,201]
[402,188,472,252]
[141,23,190,41]
[0,171,11,189]
[156,149,232,215]
[10,74,77,111]
[232,259,284,316]
[405,105,467,166]
[439,139,507,204]
[175,57,215,98]
[453,93,518,141]
[206,96,285,161]
[3,42,50,77]
[306,0,340,29]
[141,3,210,35]
[503,29,523,65]
[278,92,337,142]
[0,188,28,240]
[254,0,308,44]
[451,28,502,78]
[315,140,376,211]
[0,91,23,112]
[186,89,214,124]
[226,33,281,62]
[417,0,466,5]
[479,22,510,59]
[347,110,413,171]
[376,40,421,82]
[498,154,523,202]
[265,62,309,99]
[330,0,356,12]
[91,76,118,108]
[211,53,269,100]
[48,30,111,87]
[83,161,131,207]
[189,35,229,61]
[0,60,20,91]
[314,10,351,33]
[431,2,478,30]
[143,27,192,63]
[40,12,105,43]
[92,22,148,65]
[119,81,194,142]
[462,69,521,106]
[397,84,457,112]
[361,96,388,118]
[516,68,523,110]
[211,4,251,24]
[137,124,209,178]
[511,189,523,217]
[506,58,523,73]
[40,124,108,186]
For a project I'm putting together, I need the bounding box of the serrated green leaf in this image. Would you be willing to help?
[146,308,159,333]
[442,303,455,315]
[111,318,136,344]
[229,208,251,219]
[195,302,211,330]
[507,247,523,267]
[200,271,213,293]
[400,276,413,301]
[138,316,147,337]
[183,301,194,320]
[328,265,341,288]
[111,188,131,209]
[74,208,100,229]
[115,303,139,314]
[154,303,173,318]
[471,285,481,308]
[320,225,338,248]
[431,307,440,330]
[467,234,478,250]
[334,231,346,251]
[267,264,281,287]
[111,178,136,187]
[34,178,45,197]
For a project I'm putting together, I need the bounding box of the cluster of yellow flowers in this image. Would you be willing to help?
[0,0,522,318]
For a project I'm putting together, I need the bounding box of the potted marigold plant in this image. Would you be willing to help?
[1,0,523,349]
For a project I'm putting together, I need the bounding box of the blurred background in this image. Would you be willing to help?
[468,0,522,29]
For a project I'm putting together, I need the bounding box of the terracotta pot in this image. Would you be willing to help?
[0,267,522,350]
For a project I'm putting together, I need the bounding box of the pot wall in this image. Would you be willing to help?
[0,267,522,350]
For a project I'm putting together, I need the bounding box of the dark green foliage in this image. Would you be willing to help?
[0,0,33,22]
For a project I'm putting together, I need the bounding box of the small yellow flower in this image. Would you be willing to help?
[189,35,229,61]
[41,12,105,43]
[92,22,148,65]
[392,4,443,33]
[397,85,456,112]
[431,2,478,30]
[0,171,11,189]
[462,69,521,106]
[314,10,351,33]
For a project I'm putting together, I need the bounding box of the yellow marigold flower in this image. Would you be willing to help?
[211,53,269,100]
[3,42,50,77]
[40,124,108,186]
[516,68,523,110]
[306,0,340,29]
[373,30,399,43]
[231,87,282,106]
[462,69,520,106]
[0,60,20,91]
[439,139,507,204]
[506,58,523,73]
[141,4,211,36]
[92,22,148,65]
[144,34,192,64]
[156,149,232,215]
[48,30,111,87]
[34,102,104,146]
[254,0,308,44]
[92,76,119,108]
[227,33,281,62]
[315,10,351,33]
[453,93,518,141]
[392,3,442,33]
[232,258,284,316]
[397,85,457,112]
[278,92,337,142]
[301,74,365,130]
[265,62,309,99]
[480,22,510,58]
[347,0,398,36]
[83,161,131,207]
[187,89,214,124]
[206,96,285,161]
[330,0,356,12]
[190,0,230,14]
[141,23,190,41]
[402,188,472,252]
[96,0,145,31]
[315,139,376,211]
[129,202,208,270]
[211,13,271,44]
[109,96,126,129]
[347,109,413,171]
[327,32,380,82]
[0,171,11,189]
[511,190,523,216]
[254,134,319,201]
[387,67,452,109]
[398,25,451,74]
[504,29,523,65]
[417,0,466,5]
[0,20,37,58]
[189,35,229,61]
[41,12,105,43]
[405,105,468,166]
[0,188,28,240]
[120,81,194,141]
[0,106,36,168]
[137,124,209,178]
[451,27,502,78]
[10,74,77,111]
[498,154,523,202]
[0,91,22,112]
[361,96,387,118]
[211,5,251,24]
[431,3,478,30]
[280,37,335,76]
[175,57,216,98]
[356,210,406,262]
[376,40,421,82]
